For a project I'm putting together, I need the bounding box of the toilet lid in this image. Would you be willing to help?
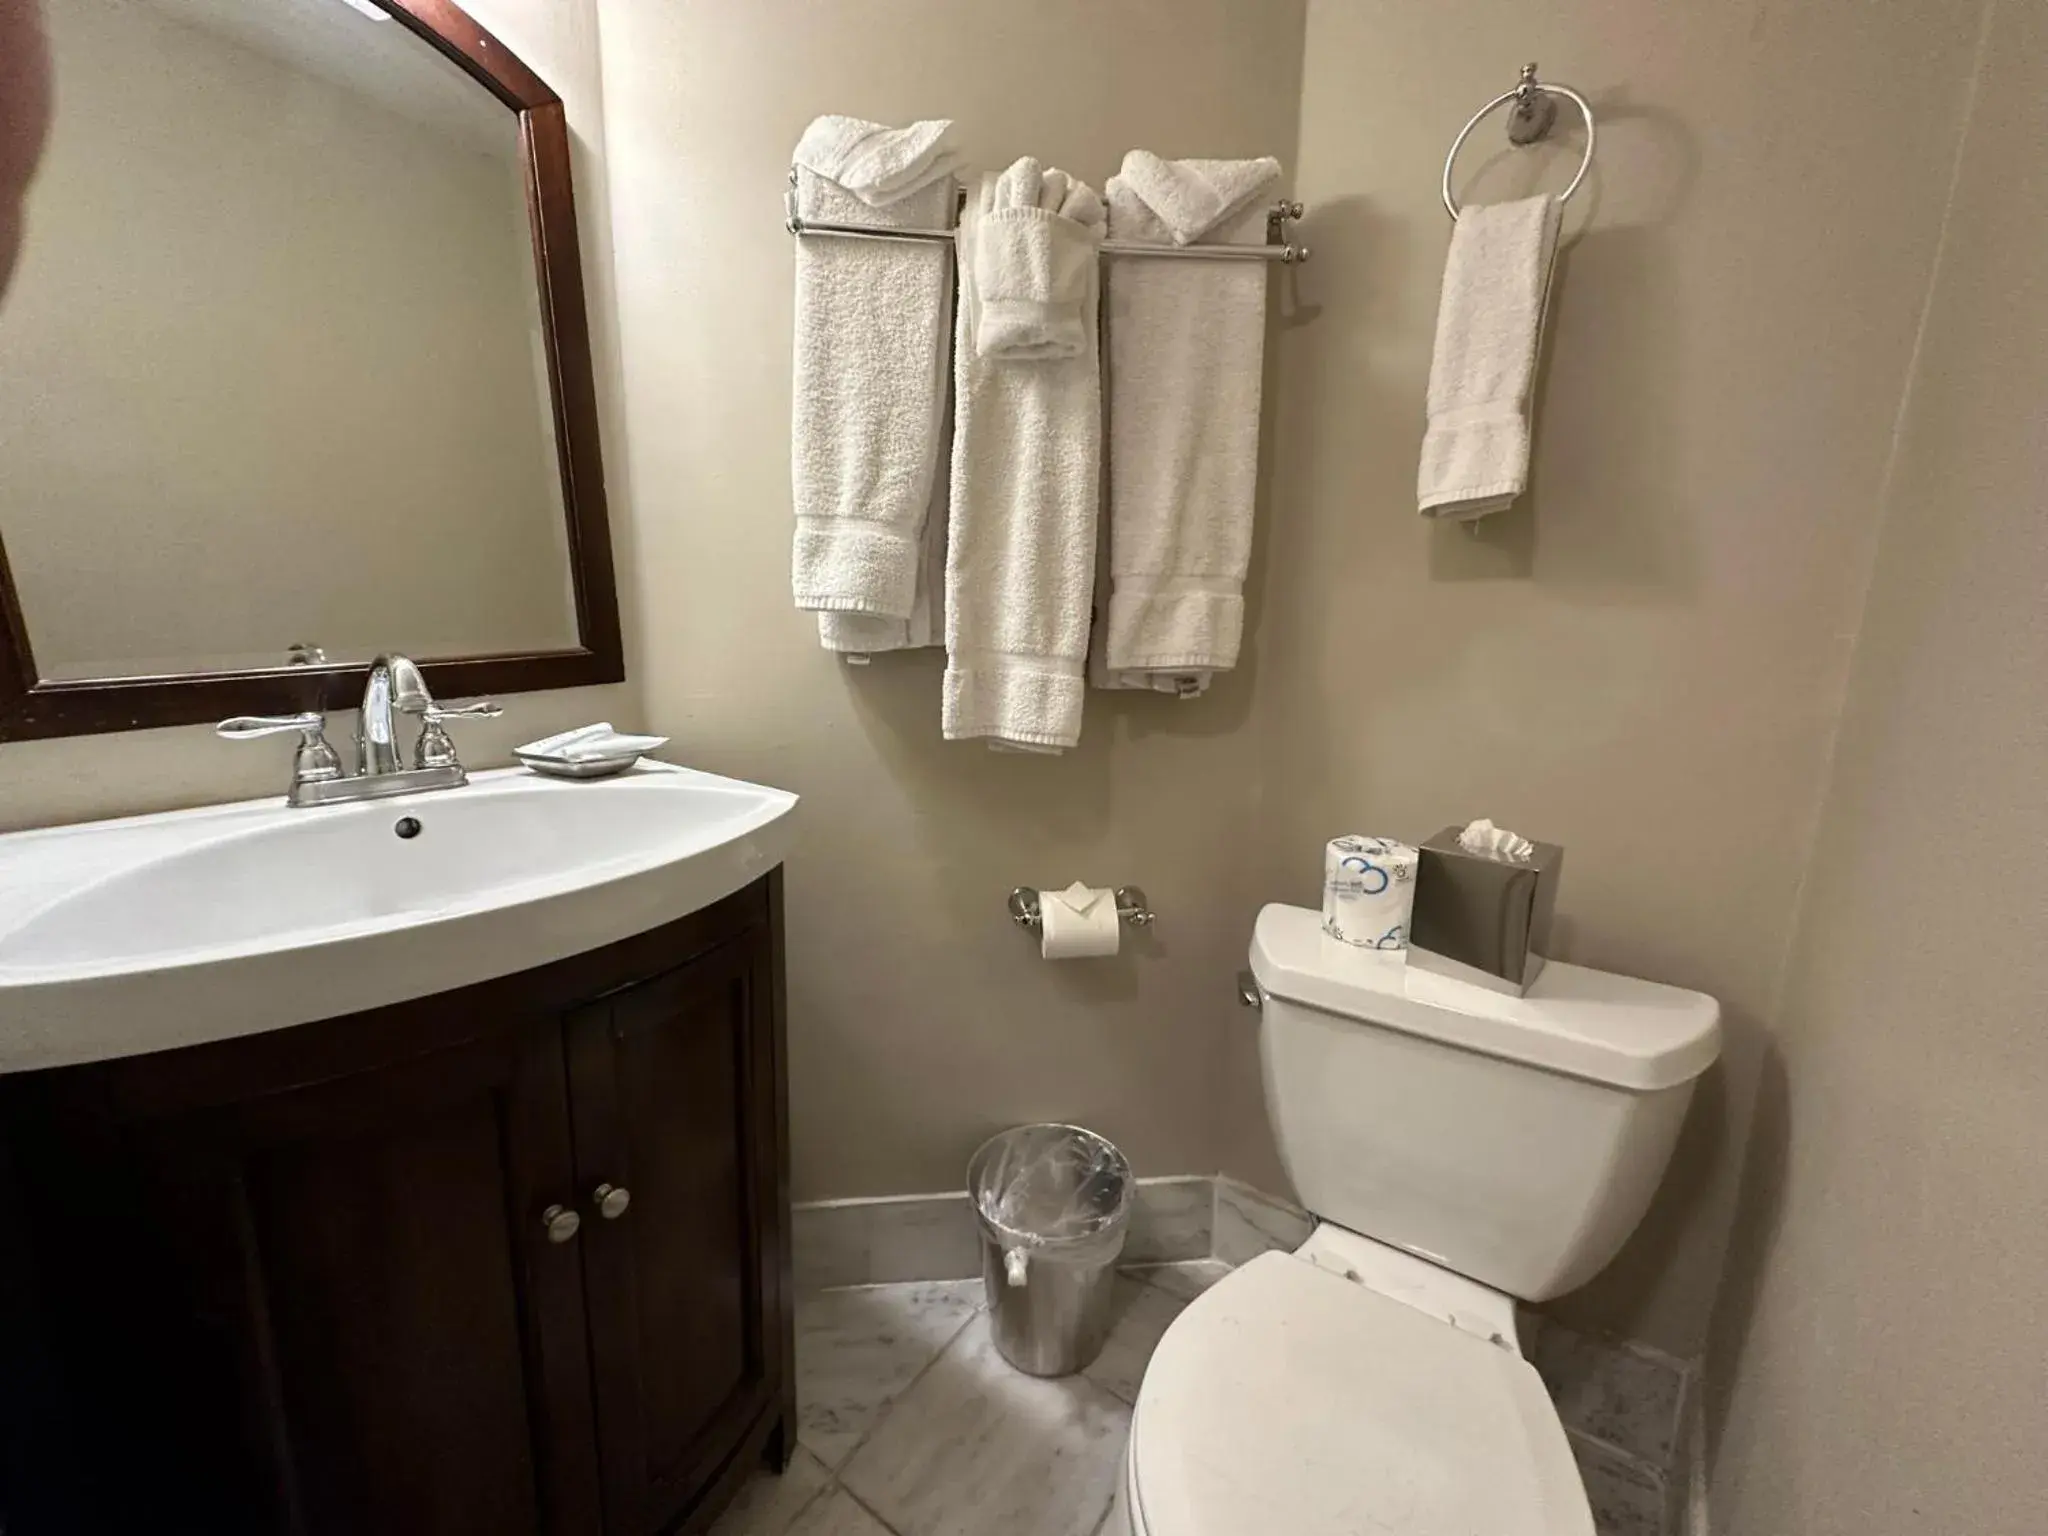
[1130,1253,1592,1536]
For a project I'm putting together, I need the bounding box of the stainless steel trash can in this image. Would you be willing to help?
[967,1123,1134,1377]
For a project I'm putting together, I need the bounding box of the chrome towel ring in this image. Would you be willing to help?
[1441,62,1596,221]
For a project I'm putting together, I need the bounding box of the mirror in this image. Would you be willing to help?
[0,0,621,739]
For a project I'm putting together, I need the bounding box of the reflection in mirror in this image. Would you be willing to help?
[0,0,580,682]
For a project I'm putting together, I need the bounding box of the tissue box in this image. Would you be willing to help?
[1407,826,1564,996]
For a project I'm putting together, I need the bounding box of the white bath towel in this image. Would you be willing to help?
[790,116,957,641]
[815,389,951,654]
[1418,193,1562,520]
[1096,152,1281,695]
[944,162,1106,751]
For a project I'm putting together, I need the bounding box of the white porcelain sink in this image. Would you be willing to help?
[0,762,798,1073]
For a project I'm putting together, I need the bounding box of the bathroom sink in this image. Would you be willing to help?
[0,763,798,1072]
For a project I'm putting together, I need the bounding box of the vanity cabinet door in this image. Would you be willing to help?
[51,1019,608,1536]
[564,914,791,1536]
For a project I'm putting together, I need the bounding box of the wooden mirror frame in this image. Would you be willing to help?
[0,0,623,742]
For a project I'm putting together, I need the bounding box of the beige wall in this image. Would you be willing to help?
[0,0,638,831]
[1236,0,1991,1357]
[592,0,1305,1197]
[1707,0,2047,1526]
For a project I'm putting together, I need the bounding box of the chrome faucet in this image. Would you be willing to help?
[357,654,432,776]
[216,653,501,807]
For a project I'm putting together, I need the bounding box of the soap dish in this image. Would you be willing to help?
[516,751,644,781]
[515,724,669,781]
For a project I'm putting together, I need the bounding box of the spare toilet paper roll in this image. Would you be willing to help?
[1323,836,1419,951]
[1040,883,1121,959]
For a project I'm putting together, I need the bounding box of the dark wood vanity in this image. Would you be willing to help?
[0,872,792,1536]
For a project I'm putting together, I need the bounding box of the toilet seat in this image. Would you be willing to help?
[1125,1252,1592,1536]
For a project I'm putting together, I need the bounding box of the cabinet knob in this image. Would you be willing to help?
[542,1203,582,1244]
[593,1183,632,1220]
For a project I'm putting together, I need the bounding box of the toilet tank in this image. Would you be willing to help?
[1248,904,1720,1301]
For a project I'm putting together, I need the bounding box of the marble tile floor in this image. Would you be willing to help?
[712,1261,1231,1536]
[721,1255,1662,1536]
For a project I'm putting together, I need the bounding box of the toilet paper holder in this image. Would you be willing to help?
[1007,886,1155,931]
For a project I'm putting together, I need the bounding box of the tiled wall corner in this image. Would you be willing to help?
[1535,1314,1698,1536]
[1532,1317,1690,1470]
[1211,1175,1316,1264]
[1121,1176,1215,1264]
[1568,1430,1670,1536]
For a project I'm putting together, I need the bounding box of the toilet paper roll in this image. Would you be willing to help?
[1322,836,1418,951]
[1040,883,1121,959]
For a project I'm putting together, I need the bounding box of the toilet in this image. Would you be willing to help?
[1109,904,1721,1536]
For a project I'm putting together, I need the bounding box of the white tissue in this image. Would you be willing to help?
[1322,836,1418,950]
[1457,818,1535,862]
[1040,883,1121,959]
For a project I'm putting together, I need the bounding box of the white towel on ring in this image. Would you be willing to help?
[1417,193,1561,520]
[789,117,957,643]
[1095,152,1281,696]
[943,162,1106,751]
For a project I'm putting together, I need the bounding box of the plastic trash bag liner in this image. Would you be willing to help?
[967,1123,1133,1272]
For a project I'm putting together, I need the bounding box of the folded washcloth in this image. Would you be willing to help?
[1096,151,1281,696]
[1417,193,1562,520]
[944,162,1106,751]
[789,117,957,637]
[1108,150,1280,245]
[791,114,958,207]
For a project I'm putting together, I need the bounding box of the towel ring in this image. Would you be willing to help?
[1441,63,1596,221]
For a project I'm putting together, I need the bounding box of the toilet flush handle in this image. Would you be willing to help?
[1236,971,1263,1009]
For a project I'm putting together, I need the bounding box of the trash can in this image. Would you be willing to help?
[967,1123,1134,1377]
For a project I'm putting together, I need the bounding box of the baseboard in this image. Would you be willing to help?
[793,1175,1223,1291]
[1683,1377,1710,1536]
[791,1189,981,1291]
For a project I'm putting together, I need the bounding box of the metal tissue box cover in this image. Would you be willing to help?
[1408,826,1564,993]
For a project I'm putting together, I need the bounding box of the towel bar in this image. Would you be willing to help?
[787,176,1311,264]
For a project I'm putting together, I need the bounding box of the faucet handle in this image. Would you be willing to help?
[217,711,327,740]
[217,712,345,793]
[415,700,503,770]
[421,701,504,724]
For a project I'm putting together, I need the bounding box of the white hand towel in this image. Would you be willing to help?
[1417,193,1562,521]
[1096,152,1281,696]
[944,163,1106,752]
[973,165,1103,360]
[790,117,957,635]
